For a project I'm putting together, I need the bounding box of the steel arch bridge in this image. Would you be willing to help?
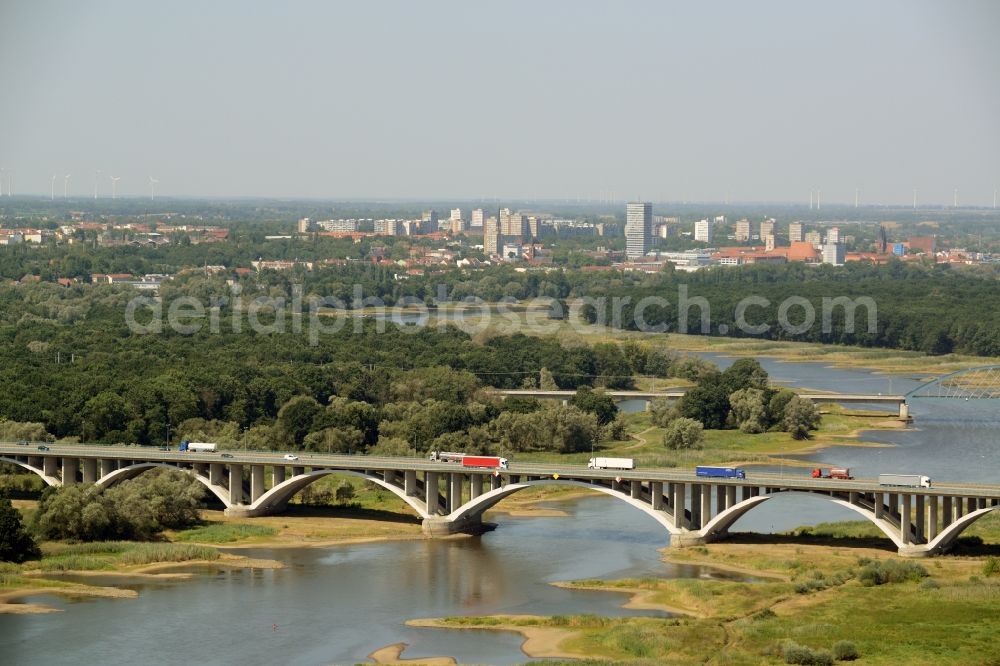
[907,365,1000,401]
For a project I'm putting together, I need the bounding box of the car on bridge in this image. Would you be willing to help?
[37,445,50,451]
[283,454,299,461]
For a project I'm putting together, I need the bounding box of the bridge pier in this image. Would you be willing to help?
[82,458,97,484]
[421,514,493,537]
[62,457,78,485]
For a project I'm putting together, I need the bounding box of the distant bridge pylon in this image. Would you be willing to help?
[906,366,1000,400]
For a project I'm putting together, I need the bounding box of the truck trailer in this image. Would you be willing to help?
[428,451,465,463]
[811,467,853,480]
[695,466,746,479]
[588,457,635,470]
[878,473,932,488]
[179,441,217,453]
[461,456,509,470]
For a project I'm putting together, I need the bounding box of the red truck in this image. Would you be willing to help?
[462,455,509,470]
[811,467,853,480]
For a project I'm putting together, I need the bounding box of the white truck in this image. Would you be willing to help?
[588,457,635,470]
[180,441,218,453]
[878,473,932,488]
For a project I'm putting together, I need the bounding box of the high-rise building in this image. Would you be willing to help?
[451,217,467,234]
[297,218,313,233]
[450,208,462,222]
[805,230,822,248]
[789,221,803,243]
[822,242,845,266]
[375,219,399,235]
[484,215,501,256]
[827,226,841,245]
[471,208,485,228]
[764,234,776,252]
[735,219,751,242]
[422,210,438,227]
[527,216,540,239]
[694,218,714,243]
[760,218,775,240]
[625,202,652,259]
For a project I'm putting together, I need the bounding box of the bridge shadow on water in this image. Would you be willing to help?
[279,503,422,524]
[719,532,1000,557]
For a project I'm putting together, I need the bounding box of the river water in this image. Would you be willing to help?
[3,351,999,665]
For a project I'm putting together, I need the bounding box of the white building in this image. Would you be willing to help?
[471,208,485,228]
[760,218,775,240]
[789,222,803,243]
[318,219,358,232]
[822,242,845,266]
[694,218,714,243]
[827,226,841,245]
[735,219,751,242]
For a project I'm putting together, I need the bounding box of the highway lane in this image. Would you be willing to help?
[3,442,999,498]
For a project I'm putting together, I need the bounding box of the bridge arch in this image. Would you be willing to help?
[699,491,906,548]
[245,469,429,518]
[97,463,231,507]
[0,456,60,487]
[447,478,682,535]
[925,505,1000,554]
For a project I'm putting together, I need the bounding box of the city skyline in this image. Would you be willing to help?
[1,1,998,204]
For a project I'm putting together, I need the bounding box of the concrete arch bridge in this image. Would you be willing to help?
[3,444,998,557]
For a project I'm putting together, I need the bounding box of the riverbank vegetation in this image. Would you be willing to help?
[418,529,1000,665]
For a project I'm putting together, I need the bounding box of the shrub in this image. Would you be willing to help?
[782,642,834,665]
[832,640,859,661]
[982,556,1000,577]
[857,559,928,586]
[662,417,704,450]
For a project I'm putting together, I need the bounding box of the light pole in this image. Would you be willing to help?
[243,427,248,452]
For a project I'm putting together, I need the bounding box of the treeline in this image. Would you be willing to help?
[0,279,699,446]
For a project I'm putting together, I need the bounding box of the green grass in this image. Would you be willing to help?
[172,522,277,544]
[35,541,220,571]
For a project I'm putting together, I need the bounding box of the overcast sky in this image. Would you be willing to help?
[1,1,998,205]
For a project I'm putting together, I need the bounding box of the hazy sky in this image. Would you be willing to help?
[2,1,998,205]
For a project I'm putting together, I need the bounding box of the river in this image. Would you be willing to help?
[2,352,998,665]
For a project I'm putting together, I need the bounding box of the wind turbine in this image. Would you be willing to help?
[50,174,57,200]
[953,188,958,207]
[93,170,102,199]
[815,188,821,211]
[855,188,859,208]
[149,176,159,201]
[63,174,71,198]
[110,175,120,199]
[912,188,917,210]
[0,168,4,197]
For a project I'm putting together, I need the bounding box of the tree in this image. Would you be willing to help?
[0,495,40,563]
[728,388,768,434]
[649,398,679,427]
[721,358,769,394]
[678,378,730,430]
[335,482,356,504]
[570,386,618,425]
[783,396,821,439]
[275,395,323,448]
[538,367,558,390]
[303,426,364,454]
[662,417,704,450]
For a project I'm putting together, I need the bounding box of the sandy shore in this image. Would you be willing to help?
[406,616,593,661]
[0,583,139,614]
[0,555,284,615]
[367,642,457,665]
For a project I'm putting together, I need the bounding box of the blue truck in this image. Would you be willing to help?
[695,466,746,479]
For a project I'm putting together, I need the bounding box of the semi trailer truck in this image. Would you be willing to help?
[588,457,635,470]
